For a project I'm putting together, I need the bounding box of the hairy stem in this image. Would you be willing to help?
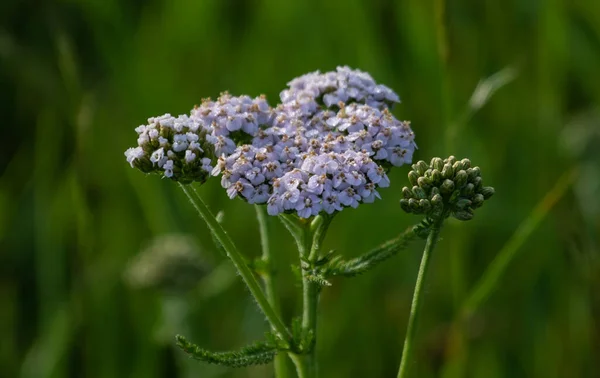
[255,205,289,378]
[397,221,443,378]
[180,184,291,343]
[281,214,331,378]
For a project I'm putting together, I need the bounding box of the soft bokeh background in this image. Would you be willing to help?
[2,0,599,377]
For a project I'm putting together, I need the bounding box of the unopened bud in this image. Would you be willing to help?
[441,179,455,194]
[456,198,472,210]
[442,163,454,179]
[454,170,468,189]
[408,171,419,186]
[419,199,431,212]
[480,186,495,199]
[400,199,411,212]
[453,209,474,221]
[412,186,427,199]
[415,160,428,175]
[472,193,485,208]
[417,176,431,190]
[431,157,444,171]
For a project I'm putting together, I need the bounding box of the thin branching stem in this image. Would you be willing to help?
[180,184,291,343]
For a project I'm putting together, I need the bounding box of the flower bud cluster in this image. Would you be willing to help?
[399,156,494,221]
[126,67,416,218]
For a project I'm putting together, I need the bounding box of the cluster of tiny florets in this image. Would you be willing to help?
[190,93,274,155]
[280,66,400,114]
[399,156,494,221]
[124,114,214,184]
[125,67,416,218]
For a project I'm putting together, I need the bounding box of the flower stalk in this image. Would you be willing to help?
[255,205,290,378]
[280,214,333,378]
[396,219,443,378]
[180,184,291,343]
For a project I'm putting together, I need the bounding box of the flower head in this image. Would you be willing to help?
[399,156,494,221]
[280,66,400,115]
[126,67,416,218]
[124,114,215,184]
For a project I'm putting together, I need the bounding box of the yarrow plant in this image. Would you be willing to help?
[124,66,494,378]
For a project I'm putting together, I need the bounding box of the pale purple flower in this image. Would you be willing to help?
[339,187,361,208]
[163,160,174,178]
[322,190,343,214]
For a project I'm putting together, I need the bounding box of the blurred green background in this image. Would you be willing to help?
[2,0,599,377]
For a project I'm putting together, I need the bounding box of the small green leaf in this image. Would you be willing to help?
[176,334,278,368]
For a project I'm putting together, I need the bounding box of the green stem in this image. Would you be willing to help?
[255,205,289,378]
[397,221,443,378]
[180,184,291,343]
[280,214,331,378]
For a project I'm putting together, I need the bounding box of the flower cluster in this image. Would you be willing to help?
[125,67,416,218]
[399,156,494,221]
[280,66,400,113]
[125,114,214,184]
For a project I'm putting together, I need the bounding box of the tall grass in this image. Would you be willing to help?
[1,0,599,377]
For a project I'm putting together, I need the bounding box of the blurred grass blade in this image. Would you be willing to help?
[20,305,73,378]
[460,167,579,318]
[468,66,518,112]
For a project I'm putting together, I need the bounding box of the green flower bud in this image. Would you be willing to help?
[467,166,481,181]
[472,176,483,190]
[408,198,421,212]
[460,158,471,169]
[462,183,475,197]
[402,187,412,199]
[440,179,455,194]
[472,193,485,208]
[430,186,441,197]
[480,186,495,199]
[453,209,474,221]
[412,186,427,199]
[454,170,468,189]
[417,176,431,190]
[431,157,444,171]
[400,199,411,213]
[431,193,443,207]
[408,170,419,186]
[442,163,454,179]
[446,156,457,166]
[452,161,463,172]
[415,160,428,175]
[456,198,472,210]
[449,189,461,204]
[419,199,431,212]
[431,169,442,184]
